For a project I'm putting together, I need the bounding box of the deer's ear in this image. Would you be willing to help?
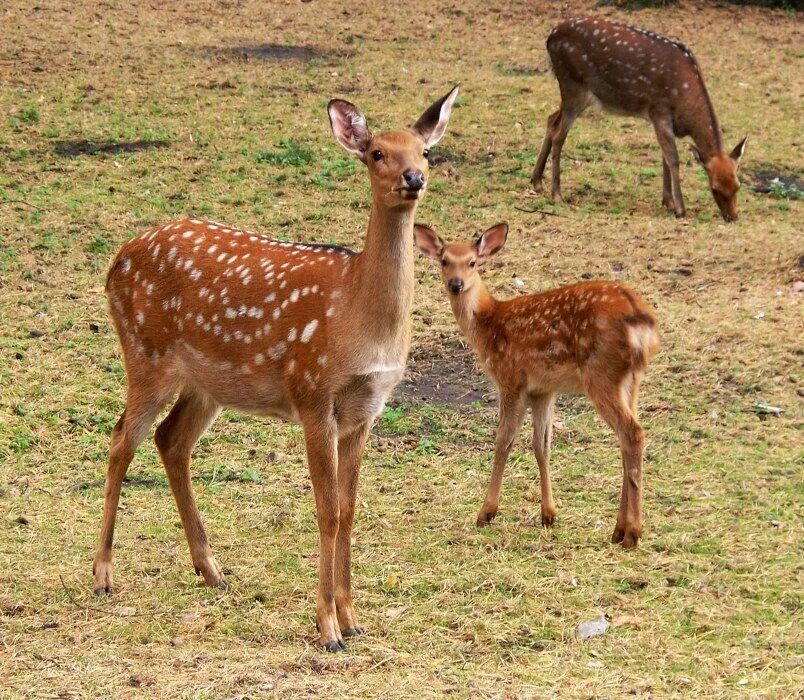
[690,144,708,169]
[413,85,459,148]
[475,223,508,259]
[328,99,371,159]
[413,224,444,259]
[730,135,748,164]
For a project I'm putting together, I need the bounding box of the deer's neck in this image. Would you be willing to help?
[449,281,497,347]
[348,200,416,341]
[684,80,724,159]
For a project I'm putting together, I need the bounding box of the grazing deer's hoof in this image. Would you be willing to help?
[531,177,544,193]
[324,639,348,653]
[476,509,498,527]
[612,526,641,549]
[193,555,227,588]
[541,507,557,527]
[93,560,114,596]
[551,192,565,204]
[341,626,364,638]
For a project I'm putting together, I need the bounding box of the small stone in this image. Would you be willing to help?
[29,329,45,338]
[89,322,100,333]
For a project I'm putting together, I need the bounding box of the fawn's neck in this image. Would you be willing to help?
[449,280,497,346]
[348,198,417,340]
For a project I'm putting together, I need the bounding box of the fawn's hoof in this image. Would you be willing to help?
[541,510,556,527]
[476,510,497,527]
[94,585,113,596]
[612,526,641,549]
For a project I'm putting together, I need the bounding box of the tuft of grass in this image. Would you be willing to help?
[256,138,316,167]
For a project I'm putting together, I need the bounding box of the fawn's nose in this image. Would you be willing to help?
[403,170,425,191]
[447,278,464,295]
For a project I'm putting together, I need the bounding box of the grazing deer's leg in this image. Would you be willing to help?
[334,420,372,638]
[586,379,645,549]
[477,391,527,527]
[154,389,224,587]
[301,408,343,651]
[529,393,557,527]
[661,158,675,211]
[651,115,685,217]
[532,110,560,191]
[550,102,586,202]
[93,377,175,595]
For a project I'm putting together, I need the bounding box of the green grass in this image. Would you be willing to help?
[0,1,801,698]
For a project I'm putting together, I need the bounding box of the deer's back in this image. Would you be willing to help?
[106,219,355,416]
[547,17,704,122]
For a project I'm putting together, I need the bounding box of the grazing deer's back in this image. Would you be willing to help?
[106,218,354,411]
[547,17,710,131]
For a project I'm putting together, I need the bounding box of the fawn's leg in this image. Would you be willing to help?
[154,389,224,587]
[532,110,559,191]
[300,406,343,651]
[334,420,372,638]
[586,378,645,548]
[477,391,526,526]
[530,393,557,526]
[93,376,175,595]
[651,113,685,217]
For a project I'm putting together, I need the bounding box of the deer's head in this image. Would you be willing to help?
[692,136,748,222]
[328,86,459,209]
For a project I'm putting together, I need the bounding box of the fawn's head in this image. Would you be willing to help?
[692,135,748,222]
[414,223,509,295]
[327,86,459,209]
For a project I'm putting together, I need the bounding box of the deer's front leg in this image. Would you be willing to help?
[651,115,685,218]
[301,409,344,652]
[334,420,372,638]
[477,392,527,526]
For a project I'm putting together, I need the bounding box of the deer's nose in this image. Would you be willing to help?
[447,278,464,294]
[403,170,425,191]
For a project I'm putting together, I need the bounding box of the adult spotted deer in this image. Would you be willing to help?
[414,223,659,547]
[94,86,459,651]
[532,16,748,221]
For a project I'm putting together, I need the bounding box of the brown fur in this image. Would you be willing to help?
[415,223,660,547]
[532,16,747,221]
[93,87,459,652]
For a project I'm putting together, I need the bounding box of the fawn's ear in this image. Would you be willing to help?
[328,99,371,159]
[690,144,708,169]
[413,224,444,259]
[730,135,748,164]
[475,223,508,259]
[413,85,459,148]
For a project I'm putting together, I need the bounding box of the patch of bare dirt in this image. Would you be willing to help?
[394,339,495,406]
[54,139,169,157]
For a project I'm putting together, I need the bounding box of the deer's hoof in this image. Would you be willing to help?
[612,526,641,549]
[476,510,497,527]
[324,639,348,653]
[541,509,556,527]
[341,626,364,638]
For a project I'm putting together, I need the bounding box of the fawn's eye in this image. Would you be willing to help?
[441,259,447,267]
[469,260,476,268]
[423,149,430,159]
[372,150,383,162]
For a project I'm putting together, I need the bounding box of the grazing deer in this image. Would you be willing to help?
[93,86,459,651]
[414,223,659,547]
[532,16,748,222]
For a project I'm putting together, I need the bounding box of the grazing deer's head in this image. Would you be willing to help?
[414,223,509,295]
[692,135,749,222]
[328,86,459,209]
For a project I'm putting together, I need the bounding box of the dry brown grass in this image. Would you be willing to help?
[1,1,801,697]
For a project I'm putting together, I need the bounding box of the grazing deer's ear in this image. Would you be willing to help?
[475,223,508,259]
[730,135,748,164]
[413,85,459,148]
[413,224,444,259]
[328,99,371,159]
[690,144,708,169]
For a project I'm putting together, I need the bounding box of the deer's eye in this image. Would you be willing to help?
[423,149,430,159]
[469,260,476,268]
[372,150,383,162]
[441,259,447,267]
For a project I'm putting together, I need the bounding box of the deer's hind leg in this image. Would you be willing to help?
[532,110,560,191]
[529,393,557,526]
[548,90,589,203]
[585,374,645,549]
[93,369,177,595]
[154,388,224,587]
